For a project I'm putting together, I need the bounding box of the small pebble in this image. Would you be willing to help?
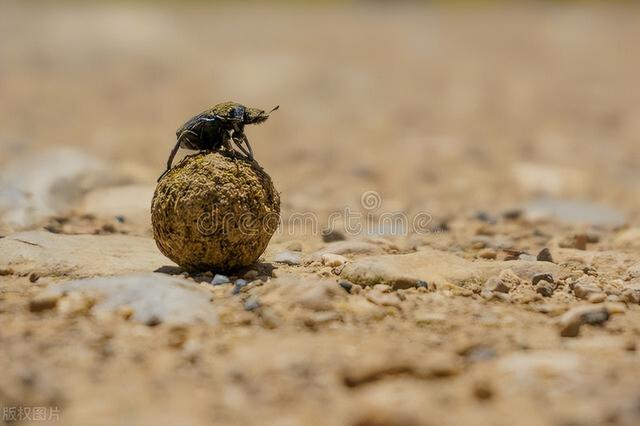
[559,233,588,250]
[339,281,353,293]
[484,270,520,294]
[0,268,14,276]
[573,279,601,300]
[474,211,497,224]
[478,248,497,260]
[29,293,60,312]
[502,208,523,220]
[321,253,347,267]
[532,273,554,286]
[244,297,261,311]
[535,280,556,297]
[587,292,607,303]
[274,251,301,266]
[537,248,554,263]
[232,279,248,295]
[244,270,258,281]
[473,379,494,400]
[29,272,40,283]
[211,274,230,285]
[559,305,610,337]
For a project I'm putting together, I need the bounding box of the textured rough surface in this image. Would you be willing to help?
[151,151,280,271]
[341,248,560,289]
[39,273,218,325]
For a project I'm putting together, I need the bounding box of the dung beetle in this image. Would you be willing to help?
[158,102,279,181]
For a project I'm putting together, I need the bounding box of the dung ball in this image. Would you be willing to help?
[151,151,280,271]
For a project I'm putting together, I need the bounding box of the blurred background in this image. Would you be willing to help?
[1,0,639,234]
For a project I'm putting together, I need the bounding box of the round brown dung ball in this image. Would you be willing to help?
[151,151,280,271]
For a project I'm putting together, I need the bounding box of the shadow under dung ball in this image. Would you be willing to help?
[151,152,280,271]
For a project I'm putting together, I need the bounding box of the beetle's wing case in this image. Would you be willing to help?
[176,111,220,150]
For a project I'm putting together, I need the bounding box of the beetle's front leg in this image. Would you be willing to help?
[232,132,254,160]
[221,131,234,151]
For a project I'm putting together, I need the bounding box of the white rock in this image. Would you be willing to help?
[211,274,230,285]
[321,253,347,267]
[273,251,301,265]
[41,273,217,325]
[0,230,172,278]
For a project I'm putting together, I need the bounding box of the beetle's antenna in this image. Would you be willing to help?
[266,105,279,115]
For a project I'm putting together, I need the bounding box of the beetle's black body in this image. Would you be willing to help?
[158,102,278,181]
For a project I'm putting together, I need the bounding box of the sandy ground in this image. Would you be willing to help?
[1,3,640,425]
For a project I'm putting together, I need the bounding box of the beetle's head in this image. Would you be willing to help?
[244,105,279,125]
[226,104,246,122]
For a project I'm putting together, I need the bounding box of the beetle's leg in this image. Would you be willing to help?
[157,140,182,182]
[232,133,253,160]
[221,131,233,151]
[239,133,254,159]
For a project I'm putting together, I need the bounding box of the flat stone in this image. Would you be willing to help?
[314,241,383,257]
[255,277,343,312]
[273,251,301,265]
[0,231,172,278]
[40,273,217,325]
[340,248,559,289]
